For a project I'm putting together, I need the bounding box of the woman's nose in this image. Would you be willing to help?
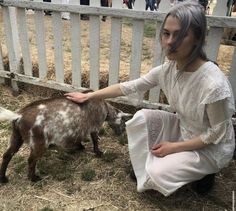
[166,35,174,45]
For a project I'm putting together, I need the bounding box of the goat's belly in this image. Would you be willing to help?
[44,127,87,149]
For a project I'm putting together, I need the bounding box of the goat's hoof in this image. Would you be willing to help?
[30,175,42,182]
[0,176,9,183]
[76,143,85,151]
[95,151,103,157]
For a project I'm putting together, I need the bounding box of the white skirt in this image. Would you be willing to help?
[126,109,219,196]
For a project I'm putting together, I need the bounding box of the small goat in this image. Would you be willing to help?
[0,93,131,182]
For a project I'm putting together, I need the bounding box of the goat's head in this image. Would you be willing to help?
[105,102,133,135]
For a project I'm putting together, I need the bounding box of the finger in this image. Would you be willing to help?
[64,93,76,97]
[152,144,161,150]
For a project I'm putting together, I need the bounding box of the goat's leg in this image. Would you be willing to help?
[28,143,46,182]
[0,126,23,183]
[90,132,102,157]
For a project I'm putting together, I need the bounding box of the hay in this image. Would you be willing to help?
[0,81,236,211]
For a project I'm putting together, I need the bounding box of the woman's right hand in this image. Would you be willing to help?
[65,92,91,103]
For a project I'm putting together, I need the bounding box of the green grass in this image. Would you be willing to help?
[102,151,118,163]
[144,20,157,38]
[40,207,54,211]
[81,169,96,181]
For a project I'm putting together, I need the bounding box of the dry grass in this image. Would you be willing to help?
[0,84,236,211]
[0,9,236,211]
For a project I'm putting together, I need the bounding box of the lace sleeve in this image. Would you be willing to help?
[200,99,235,144]
[200,119,234,144]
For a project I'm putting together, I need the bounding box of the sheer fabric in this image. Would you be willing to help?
[120,61,235,169]
[121,61,235,195]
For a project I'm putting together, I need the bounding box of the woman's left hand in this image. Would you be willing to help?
[151,142,177,157]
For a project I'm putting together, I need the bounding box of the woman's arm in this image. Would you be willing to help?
[151,137,206,157]
[65,84,124,103]
[151,99,232,157]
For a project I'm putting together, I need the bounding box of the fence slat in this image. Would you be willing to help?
[229,47,236,99]
[89,16,100,90]
[206,27,224,61]
[0,45,4,72]
[149,22,162,103]
[52,11,64,83]
[34,10,48,79]
[129,20,144,80]
[109,17,122,85]
[70,13,82,87]
[17,8,32,76]
[1,0,236,109]
[2,7,21,73]
[0,45,4,84]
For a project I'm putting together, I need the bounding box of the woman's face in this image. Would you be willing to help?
[161,15,197,64]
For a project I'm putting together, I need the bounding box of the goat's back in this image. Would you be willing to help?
[16,96,108,148]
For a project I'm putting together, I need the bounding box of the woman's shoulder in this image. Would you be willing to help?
[199,61,233,103]
[199,61,227,86]
[150,61,176,77]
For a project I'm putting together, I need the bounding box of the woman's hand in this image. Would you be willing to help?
[151,142,177,157]
[65,92,91,103]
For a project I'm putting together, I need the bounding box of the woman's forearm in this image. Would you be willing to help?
[174,136,207,152]
[89,84,124,100]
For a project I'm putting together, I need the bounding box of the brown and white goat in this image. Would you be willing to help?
[0,94,131,182]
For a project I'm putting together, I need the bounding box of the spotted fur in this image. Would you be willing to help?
[0,95,131,182]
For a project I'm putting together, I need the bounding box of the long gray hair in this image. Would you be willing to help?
[159,0,208,71]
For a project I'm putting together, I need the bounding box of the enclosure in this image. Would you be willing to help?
[0,0,236,210]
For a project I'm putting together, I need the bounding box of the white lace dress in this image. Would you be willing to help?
[120,61,235,196]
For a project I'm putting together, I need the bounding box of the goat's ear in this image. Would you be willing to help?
[118,111,133,121]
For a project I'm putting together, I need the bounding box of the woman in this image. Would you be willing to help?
[65,1,235,196]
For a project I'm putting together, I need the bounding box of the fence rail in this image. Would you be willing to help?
[0,0,236,111]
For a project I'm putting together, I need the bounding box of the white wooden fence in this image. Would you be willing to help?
[0,0,236,110]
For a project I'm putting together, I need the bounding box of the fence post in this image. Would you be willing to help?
[2,6,21,91]
[212,0,228,16]
[229,48,236,103]
[133,0,145,10]
[158,0,172,13]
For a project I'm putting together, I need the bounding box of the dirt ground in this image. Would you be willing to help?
[0,9,236,211]
[0,83,235,211]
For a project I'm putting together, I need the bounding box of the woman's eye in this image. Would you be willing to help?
[162,32,170,37]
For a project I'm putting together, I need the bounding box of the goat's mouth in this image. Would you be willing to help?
[108,122,124,136]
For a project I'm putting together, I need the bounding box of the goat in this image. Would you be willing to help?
[0,93,131,183]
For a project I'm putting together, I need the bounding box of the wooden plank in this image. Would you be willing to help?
[70,13,82,87]
[129,19,144,80]
[89,15,100,90]
[3,1,236,28]
[0,70,172,111]
[107,0,122,86]
[158,0,172,13]
[17,8,32,76]
[0,1,167,22]
[0,47,4,84]
[34,10,48,79]
[0,46,4,72]
[112,0,123,8]
[108,17,122,85]
[52,11,64,83]
[133,0,145,10]
[205,27,223,61]
[2,7,20,73]
[152,22,162,67]
[229,47,236,100]
[149,21,162,103]
[212,0,228,16]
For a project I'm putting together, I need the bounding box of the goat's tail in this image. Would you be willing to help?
[0,107,21,122]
